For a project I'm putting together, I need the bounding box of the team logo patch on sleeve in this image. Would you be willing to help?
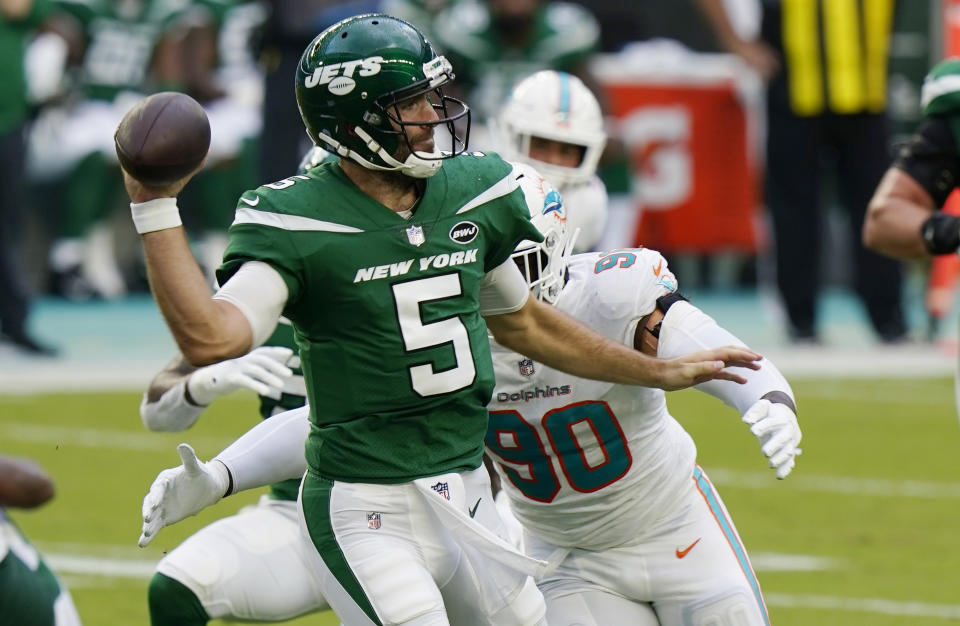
[518,358,536,377]
[431,481,450,500]
[367,512,382,530]
[449,221,478,244]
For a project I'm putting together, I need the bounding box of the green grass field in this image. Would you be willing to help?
[3,377,960,625]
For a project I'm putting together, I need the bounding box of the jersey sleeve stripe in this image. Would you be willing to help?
[456,165,523,215]
[232,207,364,233]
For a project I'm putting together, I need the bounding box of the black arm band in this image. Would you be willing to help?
[920,212,960,255]
[645,292,689,339]
[761,390,797,416]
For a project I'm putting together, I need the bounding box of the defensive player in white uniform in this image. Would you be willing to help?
[489,215,798,626]
[140,175,800,626]
[493,70,608,252]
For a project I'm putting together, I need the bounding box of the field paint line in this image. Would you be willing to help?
[764,593,960,619]
[709,468,960,499]
[47,553,960,620]
[46,553,157,579]
[748,552,838,572]
[797,387,952,407]
[43,551,831,582]
[0,422,233,453]
[8,420,960,500]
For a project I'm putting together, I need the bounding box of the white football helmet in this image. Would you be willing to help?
[511,163,576,305]
[496,71,607,189]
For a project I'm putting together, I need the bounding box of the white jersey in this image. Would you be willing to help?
[560,175,608,253]
[488,248,696,550]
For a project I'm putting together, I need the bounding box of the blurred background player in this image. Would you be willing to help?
[493,69,608,252]
[431,0,602,146]
[169,0,270,284]
[28,0,190,300]
[0,0,58,354]
[863,57,960,366]
[0,454,82,625]
[138,166,800,626]
[864,58,960,261]
[138,151,331,626]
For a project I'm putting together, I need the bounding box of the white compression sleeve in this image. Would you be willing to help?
[479,258,530,315]
[213,261,288,348]
[139,381,205,432]
[657,301,795,415]
[213,405,311,494]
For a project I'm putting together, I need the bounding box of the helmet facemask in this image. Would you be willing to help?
[365,59,471,176]
[510,169,578,305]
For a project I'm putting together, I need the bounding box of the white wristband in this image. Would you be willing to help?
[130,197,182,234]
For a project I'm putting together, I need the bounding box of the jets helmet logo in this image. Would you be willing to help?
[303,55,384,95]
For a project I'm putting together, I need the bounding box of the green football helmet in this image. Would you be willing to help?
[922,58,960,117]
[295,13,470,178]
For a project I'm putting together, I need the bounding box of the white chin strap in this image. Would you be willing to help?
[318,129,442,179]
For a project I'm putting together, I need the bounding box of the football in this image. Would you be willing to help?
[114,91,211,187]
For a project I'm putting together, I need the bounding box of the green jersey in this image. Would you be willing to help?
[54,0,187,101]
[0,0,50,133]
[432,1,599,121]
[219,153,540,483]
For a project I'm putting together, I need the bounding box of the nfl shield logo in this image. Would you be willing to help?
[518,358,535,377]
[406,224,426,247]
[431,481,450,500]
[367,512,381,530]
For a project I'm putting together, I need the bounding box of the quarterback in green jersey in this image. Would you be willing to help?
[124,13,762,626]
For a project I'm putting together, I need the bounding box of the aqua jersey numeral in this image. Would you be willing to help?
[392,274,476,396]
[487,401,632,501]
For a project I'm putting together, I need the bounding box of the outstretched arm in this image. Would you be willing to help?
[140,347,295,432]
[484,293,761,392]
[649,299,801,479]
[139,406,310,547]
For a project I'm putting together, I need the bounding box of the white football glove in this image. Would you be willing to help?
[186,346,294,405]
[138,443,230,547]
[742,399,802,479]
